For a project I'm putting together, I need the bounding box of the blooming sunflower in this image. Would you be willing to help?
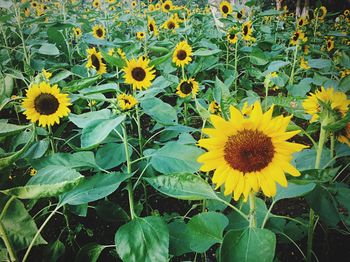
[290,30,307,45]
[220,1,232,18]
[318,6,327,20]
[162,17,179,30]
[123,56,156,90]
[73,27,82,38]
[22,82,71,127]
[172,40,192,67]
[92,0,101,8]
[176,78,199,98]
[300,56,310,69]
[131,1,137,8]
[344,9,350,17]
[86,47,107,75]
[161,0,173,12]
[197,101,307,201]
[303,87,350,123]
[326,38,334,52]
[209,101,221,115]
[147,16,159,36]
[242,21,255,42]
[148,4,155,12]
[236,9,245,20]
[227,31,238,44]
[136,31,145,40]
[30,1,38,8]
[117,93,138,111]
[297,17,308,27]
[92,25,106,39]
[42,69,52,80]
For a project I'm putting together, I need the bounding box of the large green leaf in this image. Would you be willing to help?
[115,216,169,262]
[144,173,219,201]
[220,228,276,262]
[81,115,125,148]
[60,172,131,205]
[0,198,46,251]
[0,123,31,137]
[168,219,192,256]
[1,165,83,199]
[75,243,106,262]
[96,143,132,170]
[42,240,65,262]
[250,48,269,66]
[38,43,60,56]
[275,182,316,202]
[141,97,178,126]
[187,212,228,253]
[149,142,204,174]
[69,109,112,128]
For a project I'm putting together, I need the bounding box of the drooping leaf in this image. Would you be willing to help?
[75,243,106,262]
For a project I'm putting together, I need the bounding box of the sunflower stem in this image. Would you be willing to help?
[135,103,143,156]
[306,123,327,262]
[184,102,188,125]
[225,44,229,70]
[48,126,55,154]
[313,12,319,37]
[0,197,17,262]
[289,44,298,86]
[122,124,136,220]
[234,40,239,91]
[330,132,335,160]
[249,192,256,228]
[181,65,186,80]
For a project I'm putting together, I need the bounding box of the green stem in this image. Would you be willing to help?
[48,126,55,153]
[330,132,335,160]
[181,65,186,80]
[289,44,298,85]
[135,104,143,156]
[306,123,327,262]
[313,15,319,37]
[122,124,136,220]
[217,198,248,221]
[184,102,188,125]
[22,205,60,262]
[0,197,17,262]
[225,44,229,70]
[234,40,239,91]
[249,192,256,228]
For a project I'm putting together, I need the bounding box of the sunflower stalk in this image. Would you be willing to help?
[48,126,56,153]
[249,192,256,228]
[234,40,239,91]
[135,104,143,156]
[289,44,298,85]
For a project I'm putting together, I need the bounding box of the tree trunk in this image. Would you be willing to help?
[296,0,301,17]
[301,0,309,18]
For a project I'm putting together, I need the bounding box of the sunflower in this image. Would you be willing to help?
[209,101,221,115]
[220,1,232,18]
[123,56,156,90]
[162,16,179,30]
[73,27,82,38]
[148,4,155,11]
[30,1,38,8]
[318,6,327,20]
[86,47,107,75]
[117,93,138,111]
[197,101,307,201]
[22,82,71,127]
[108,48,115,56]
[131,1,137,8]
[303,45,309,55]
[227,31,238,44]
[92,25,106,39]
[241,21,255,42]
[326,38,334,52]
[24,8,30,17]
[136,31,145,40]
[297,17,308,27]
[92,0,101,8]
[172,40,192,67]
[236,9,245,20]
[176,78,199,98]
[344,9,350,17]
[161,0,173,12]
[303,87,350,123]
[147,16,159,36]
[290,30,307,45]
[300,56,310,69]
[338,123,350,147]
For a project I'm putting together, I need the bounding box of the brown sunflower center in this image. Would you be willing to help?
[176,50,187,60]
[293,32,299,41]
[298,19,304,26]
[96,28,103,38]
[327,41,332,48]
[243,25,249,35]
[222,5,229,14]
[91,54,101,71]
[224,129,275,173]
[123,98,131,105]
[167,22,175,29]
[149,23,154,32]
[237,12,242,19]
[179,81,193,95]
[131,67,146,81]
[34,93,59,115]
[229,33,236,39]
[164,4,170,10]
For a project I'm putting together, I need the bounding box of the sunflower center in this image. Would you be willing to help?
[149,23,154,31]
[222,5,229,14]
[177,50,187,60]
[96,28,103,38]
[168,22,175,29]
[179,81,193,95]
[165,4,170,10]
[243,25,249,35]
[131,67,146,81]
[91,54,101,71]
[229,33,236,39]
[293,33,299,41]
[298,19,303,26]
[34,93,59,115]
[224,129,275,173]
[327,41,331,48]
[237,12,242,19]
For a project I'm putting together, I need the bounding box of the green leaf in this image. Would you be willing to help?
[275,182,316,202]
[0,198,46,251]
[100,49,126,68]
[168,219,192,256]
[187,212,228,253]
[60,172,131,205]
[50,70,72,84]
[38,43,60,56]
[308,59,331,69]
[267,61,290,72]
[141,97,177,126]
[1,165,83,199]
[95,200,129,223]
[115,216,169,262]
[80,83,118,94]
[338,75,350,92]
[96,143,132,170]
[149,142,204,174]
[220,228,276,262]
[63,76,99,92]
[69,109,112,128]
[75,243,106,262]
[43,240,65,262]
[193,48,221,56]
[250,48,269,66]
[144,173,219,201]
[81,115,125,148]
[0,123,31,137]
[150,52,172,67]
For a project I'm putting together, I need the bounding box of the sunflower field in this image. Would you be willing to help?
[0,0,350,261]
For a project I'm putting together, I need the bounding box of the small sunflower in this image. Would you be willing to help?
[209,101,221,115]
[242,21,255,42]
[344,9,350,17]
[220,1,232,18]
[131,1,137,8]
[303,45,309,55]
[30,1,38,8]
[227,31,238,44]
[148,4,155,12]
[92,0,101,8]
[73,27,82,38]
[136,31,146,40]
[108,48,115,56]
[300,56,310,69]
[123,56,156,90]
[92,25,106,39]
[22,82,71,127]
[297,17,308,27]
[176,78,199,98]
[117,93,138,111]
[161,0,173,12]
[172,40,193,67]
[86,47,107,75]
[235,9,245,20]
[162,16,179,30]
[303,87,350,123]
[318,6,327,20]
[24,8,30,17]
[147,16,159,36]
[290,30,307,45]
[197,101,307,201]
[326,38,334,52]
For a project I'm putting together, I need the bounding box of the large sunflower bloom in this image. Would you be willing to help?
[219,1,232,18]
[147,16,159,36]
[86,47,107,75]
[172,40,192,67]
[242,21,255,42]
[92,25,106,39]
[197,101,307,201]
[22,82,71,127]
[123,56,156,90]
[161,0,173,12]
[303,87,350,123]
